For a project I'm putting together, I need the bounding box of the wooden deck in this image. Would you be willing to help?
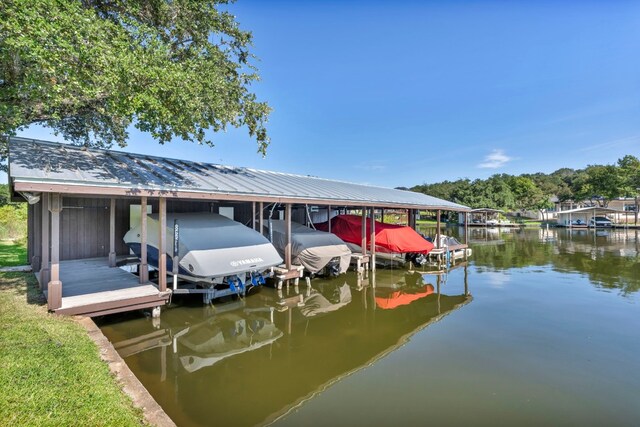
[42,257,171,316]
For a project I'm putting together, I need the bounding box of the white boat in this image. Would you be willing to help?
[268,220,352,276]
[124,212,283,298]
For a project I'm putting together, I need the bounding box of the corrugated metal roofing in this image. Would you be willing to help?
[8,137,469,211]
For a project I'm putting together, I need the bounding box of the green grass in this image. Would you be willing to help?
[416,219,438,225]
[0,240,28,267]
[0,272,147,426]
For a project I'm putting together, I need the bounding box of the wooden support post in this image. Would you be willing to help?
[328,205,332,233]
[31,204,41,272]
[436,274,441,314]
[464,264,469,296]
[109,198,116,267]
[47,193,62,310]
[380,208,385,224]
[436,209,442,248]
[464,212,469,245]
[158,197,167,292]
[39,193,50,289]
[252,202,256,230]
[285,204,292,270]
[140,197,149,283]
[259,202,264,235]
[361,208,367,255]
[370,207,376,271]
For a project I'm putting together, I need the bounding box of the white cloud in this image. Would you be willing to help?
[477,149,512,169]
[355,161,387,172]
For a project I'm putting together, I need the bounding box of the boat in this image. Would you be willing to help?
[124,212,283,300]
[315,214,434,266]
[432,235,473,260]
[267,220,352,276]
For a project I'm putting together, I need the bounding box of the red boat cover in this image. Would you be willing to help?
[315,215,434,254]
[375,285,435,310]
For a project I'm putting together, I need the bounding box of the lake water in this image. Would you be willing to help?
[98,227,640,426]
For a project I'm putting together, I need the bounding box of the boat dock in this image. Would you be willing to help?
[41,258,170,316]
[9,137,471,316]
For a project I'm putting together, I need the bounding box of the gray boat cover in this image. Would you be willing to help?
[268,220,352,274]
[124,212,282,279]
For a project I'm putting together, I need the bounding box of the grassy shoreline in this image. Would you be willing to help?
[0,270,147,426]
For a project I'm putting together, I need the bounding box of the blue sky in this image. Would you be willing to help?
[9,0,640,187]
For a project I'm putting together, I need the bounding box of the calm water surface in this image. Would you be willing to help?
[98,228,640,426]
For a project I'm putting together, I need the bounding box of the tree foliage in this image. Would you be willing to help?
[0,0,271,170]
[412,155,640,213]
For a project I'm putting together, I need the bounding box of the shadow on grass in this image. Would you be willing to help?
[0,241,28,267]
[0,272,46,306]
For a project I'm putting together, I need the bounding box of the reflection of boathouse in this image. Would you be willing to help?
[101,269,471,427]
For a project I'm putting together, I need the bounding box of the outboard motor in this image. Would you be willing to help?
[228,275,245,294]
[249,272,266,286]
[406,253,427,266]
[326,257,342,277]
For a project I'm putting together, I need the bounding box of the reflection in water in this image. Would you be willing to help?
[468,227,640,294]
[371,270,435,310]
[100,268,471,427]
[99,228,640,426]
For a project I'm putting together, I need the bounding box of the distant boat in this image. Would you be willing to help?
[315,215,434,266]
[124,212,283,297]
[267,220,352,276]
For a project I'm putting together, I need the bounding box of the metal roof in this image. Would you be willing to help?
[8,137,469,211]
[470,208,504,213]
[556,207,624,215]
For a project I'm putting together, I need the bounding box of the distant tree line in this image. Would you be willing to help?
[411,155,640,218]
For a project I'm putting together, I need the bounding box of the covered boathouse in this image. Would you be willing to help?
[7,137,470,316]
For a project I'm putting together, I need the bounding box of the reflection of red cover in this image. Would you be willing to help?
[315,215,434,254]
[375,285,435,310]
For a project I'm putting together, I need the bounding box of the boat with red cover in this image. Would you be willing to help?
[315,214,434,265]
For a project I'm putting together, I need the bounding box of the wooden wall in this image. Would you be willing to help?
[28,196,267,262]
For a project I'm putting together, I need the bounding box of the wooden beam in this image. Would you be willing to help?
[259,202,264,235]
[13,181,471,212]
[140,197,149,283]
[40,193,50,289]
[464,212,469,245]
[436,209,441,248]
[30,203,41,272]
[361,208,367,255]
[380,208,385,224]
[158,197,167,292]
[285,204,292,269]
[328,205,332,233]
[47,193,62,311]
[53,295,170,317]
[109,198,116,267]
[252,202,256,230]
[370,207,376,271]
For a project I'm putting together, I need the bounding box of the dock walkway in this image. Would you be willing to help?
[42,257,170,316]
